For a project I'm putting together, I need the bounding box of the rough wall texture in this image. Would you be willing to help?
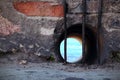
[0,15,20,36]
[0,0,120,63]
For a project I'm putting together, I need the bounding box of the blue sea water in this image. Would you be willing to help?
[60,38,82,63]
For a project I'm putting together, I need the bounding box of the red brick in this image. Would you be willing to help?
[13,2,64,17]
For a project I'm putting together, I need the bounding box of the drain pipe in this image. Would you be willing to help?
[97,0,103,64]
[63,0,68,64]
[82,0,87,63]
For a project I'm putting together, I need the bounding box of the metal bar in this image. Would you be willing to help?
[97,0,103,64]
[63,0,67,64]
[82,0,87,63]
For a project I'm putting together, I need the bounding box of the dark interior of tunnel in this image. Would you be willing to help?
[54,24,98,65]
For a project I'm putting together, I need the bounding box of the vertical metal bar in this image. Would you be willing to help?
[97,0,103,64]
[82,0,87,63]
[63,0,67,64]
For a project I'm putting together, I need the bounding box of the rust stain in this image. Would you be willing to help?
[68,34,82,43]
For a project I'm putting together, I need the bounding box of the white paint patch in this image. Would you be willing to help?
[40,28,54,35]
[28,16,63,20]
[105,28,119,32]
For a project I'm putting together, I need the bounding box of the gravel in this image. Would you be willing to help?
[0,62,120,80]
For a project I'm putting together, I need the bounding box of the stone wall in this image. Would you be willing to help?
[0,0,120,63]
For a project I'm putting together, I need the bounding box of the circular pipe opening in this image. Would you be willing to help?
[54,24,98,64]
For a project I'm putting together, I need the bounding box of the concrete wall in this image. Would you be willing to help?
[0,0,120,63]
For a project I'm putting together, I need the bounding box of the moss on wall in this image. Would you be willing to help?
[111,51,120,62]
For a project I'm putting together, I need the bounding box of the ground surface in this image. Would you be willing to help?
[0,61,120,80]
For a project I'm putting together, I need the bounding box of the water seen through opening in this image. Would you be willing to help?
[60,38,82,63]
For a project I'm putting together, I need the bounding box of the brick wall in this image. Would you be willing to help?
[0,0,120,63]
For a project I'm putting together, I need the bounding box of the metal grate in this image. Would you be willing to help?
[97,0,103,64]
[82,0,87,63]
[63,0,103,64]
[63,0,67,64]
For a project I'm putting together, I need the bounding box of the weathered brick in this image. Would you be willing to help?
[13,2,64,17]
[0,15,20,36]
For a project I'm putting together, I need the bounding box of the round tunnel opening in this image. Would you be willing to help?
[55,24,98,64]
[60,37,82,63]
